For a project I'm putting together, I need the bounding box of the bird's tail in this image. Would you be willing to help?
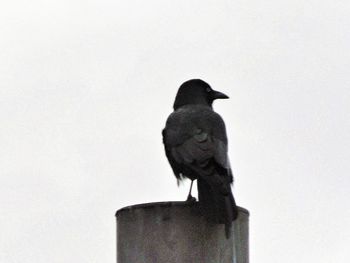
[197,175,238,239]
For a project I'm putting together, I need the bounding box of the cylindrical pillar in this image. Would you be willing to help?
[116,201,249,263]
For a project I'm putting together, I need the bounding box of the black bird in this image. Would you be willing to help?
[162,79,238,238]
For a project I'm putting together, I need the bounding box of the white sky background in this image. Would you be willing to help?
[0,0,349,262]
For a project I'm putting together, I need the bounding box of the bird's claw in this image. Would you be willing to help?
[186,195,197,203]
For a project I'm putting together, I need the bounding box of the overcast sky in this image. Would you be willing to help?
[0,0,349,262]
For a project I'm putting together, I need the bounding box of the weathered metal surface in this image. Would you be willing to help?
[116,202,249,263]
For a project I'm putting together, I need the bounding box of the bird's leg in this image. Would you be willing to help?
[186,180,196,202]
[187,180,193,199]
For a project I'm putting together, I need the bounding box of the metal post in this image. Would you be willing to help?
[116,201,249,263]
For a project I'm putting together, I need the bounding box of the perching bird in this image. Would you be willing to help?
[162,79,238,238]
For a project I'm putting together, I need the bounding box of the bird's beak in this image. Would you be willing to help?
[211,90,229,100]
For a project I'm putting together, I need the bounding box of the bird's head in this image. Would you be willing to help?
[173,79,229,110]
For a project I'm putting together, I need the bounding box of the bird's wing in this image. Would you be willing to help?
[163,108,232,183]
[162,128,183,180]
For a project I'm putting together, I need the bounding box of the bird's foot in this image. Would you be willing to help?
[186,195,197,203]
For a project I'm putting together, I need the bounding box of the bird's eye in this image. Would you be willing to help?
[206,87,211,93]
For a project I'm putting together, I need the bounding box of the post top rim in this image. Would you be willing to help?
[115,201,249,217]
